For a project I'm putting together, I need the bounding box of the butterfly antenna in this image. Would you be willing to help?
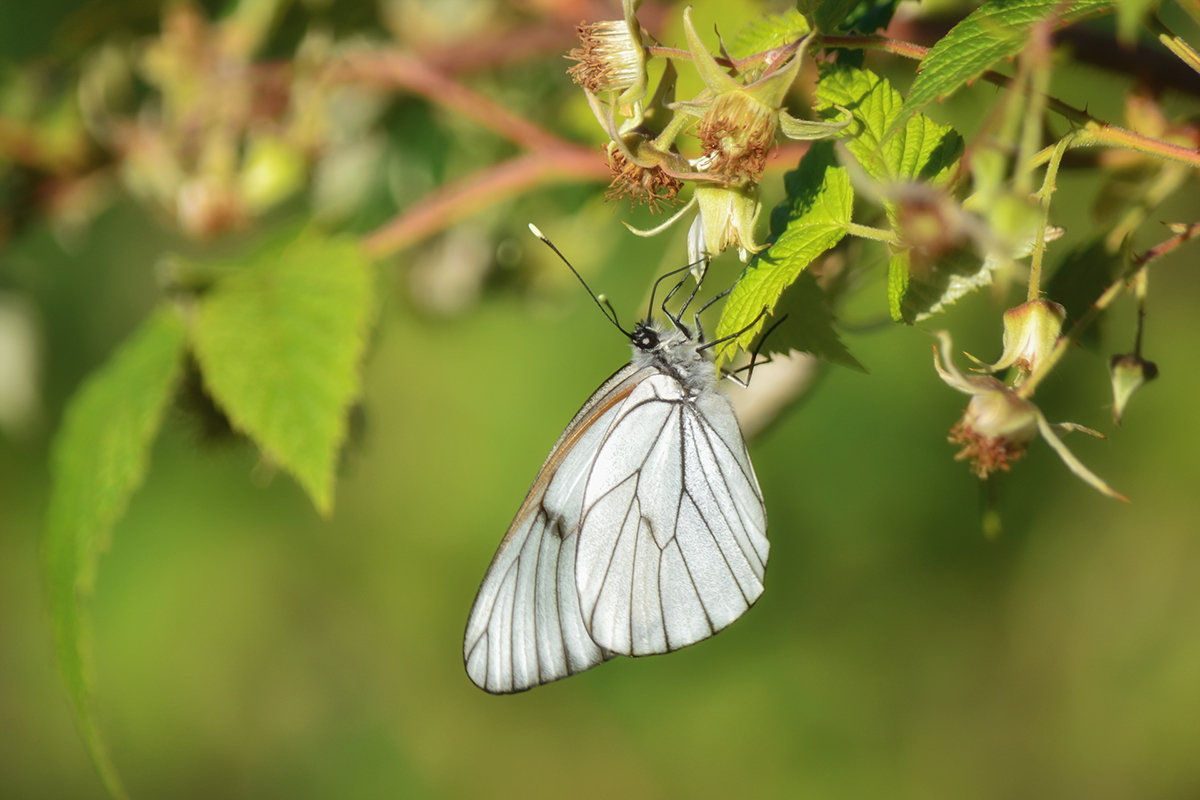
[528,224,632,338]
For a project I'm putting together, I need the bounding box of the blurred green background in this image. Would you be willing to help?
[4,1,1200,798]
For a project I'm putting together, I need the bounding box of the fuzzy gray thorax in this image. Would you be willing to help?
[629,321,718,398]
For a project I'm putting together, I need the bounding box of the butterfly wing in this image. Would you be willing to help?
[463,364,655,693]
[574,374,769,655]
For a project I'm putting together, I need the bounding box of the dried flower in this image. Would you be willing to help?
[933,331,1127,501]
[567,0,648,106]
[674,7,808,183]
[606,141,683,211]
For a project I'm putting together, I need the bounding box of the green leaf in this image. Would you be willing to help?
[44,307,187,800]
[716,141,853,362]
[887,249,911,322]
[1118,0,1158,44]
[800,0,855,32]
[896,246,1015,323]
[815,64,963,204]
[190,226,375,515]
[900,0,1114,120]
[729,8,809,60]
[840,0,904,34]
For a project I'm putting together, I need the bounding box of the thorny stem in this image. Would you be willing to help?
[1017,223,1200,398]
[1027,133,1074,301]
[1134,270,1149,356]
[1028,122,1200,169]
[824,32,1200,163]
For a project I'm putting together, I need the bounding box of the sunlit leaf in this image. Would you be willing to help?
[815,64,962,205]
[716,141,853,363]
[900,0,1114,121]
[190,226,375,515]
[44,307,187,800]
[729,8,809,60]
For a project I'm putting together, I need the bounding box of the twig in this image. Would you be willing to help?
[329,52,567,153]
[362,148,609,259]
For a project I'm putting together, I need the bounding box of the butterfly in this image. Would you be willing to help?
[463,227,769,693]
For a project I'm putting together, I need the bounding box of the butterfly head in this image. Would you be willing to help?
[630,321,661,352]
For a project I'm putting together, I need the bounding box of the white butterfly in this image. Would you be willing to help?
[463,232,769,694]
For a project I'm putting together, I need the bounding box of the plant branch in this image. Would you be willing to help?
[1028,122,1200,169]
[329,52,568,153]
[1018,222,1200,398]
[362,149,609,259]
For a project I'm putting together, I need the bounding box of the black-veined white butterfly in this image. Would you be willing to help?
[463,226,770,693]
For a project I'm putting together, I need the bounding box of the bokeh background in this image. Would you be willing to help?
[3,1,1200,798]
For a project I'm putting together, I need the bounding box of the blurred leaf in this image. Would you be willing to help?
[814,64,962,222]
[798,0,854,32]
[716,141,852,362]
[190,226,375,515]
[729,8,809,60]
[896,246,1000,323]
[761,270,865,371]
[1046,238,1121,348]
[1116,0,1158,42]
[888,248,910,322]
[44,307,187,800]
[840,0,904,33]
[899,0,1114,122]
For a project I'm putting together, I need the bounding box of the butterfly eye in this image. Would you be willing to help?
[632,325,659,351]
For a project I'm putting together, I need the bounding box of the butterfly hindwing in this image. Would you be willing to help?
[574,373,768,656]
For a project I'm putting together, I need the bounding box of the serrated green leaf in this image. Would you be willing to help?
[729,8,810,60]
[716,141,853,362]
[815,64,963,205]
[44,307,187,800]
[900,0,1114,121]
[190,226,375,515]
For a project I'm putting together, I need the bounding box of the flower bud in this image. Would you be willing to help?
[1109,353,1159,425]
[987,298,1066,379]
[690,183,763,261]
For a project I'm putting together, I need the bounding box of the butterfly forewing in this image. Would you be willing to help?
[463,364,651,693]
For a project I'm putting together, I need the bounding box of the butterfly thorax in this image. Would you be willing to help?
[629,320,717,398]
